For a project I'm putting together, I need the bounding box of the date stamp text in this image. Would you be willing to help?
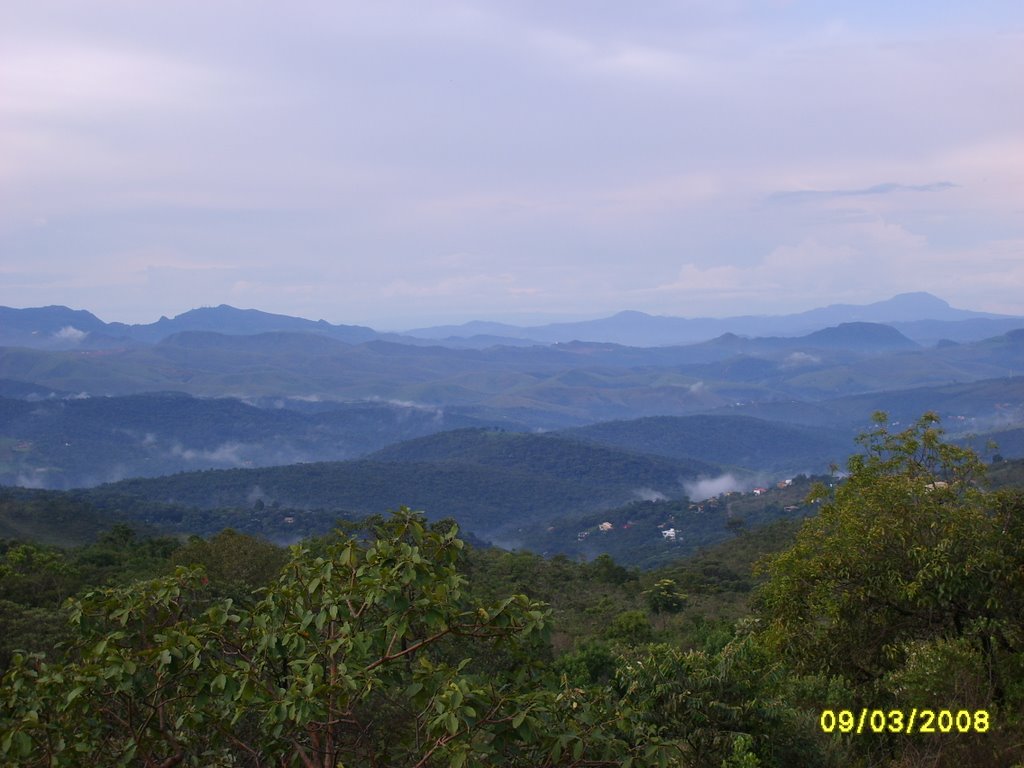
[819,709,990,735]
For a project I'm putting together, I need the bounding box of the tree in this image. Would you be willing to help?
[170,528,286,600]
[612,636,822,768]
[754,413,1024,765]
[644,578,687,614]
[0,509,679,767]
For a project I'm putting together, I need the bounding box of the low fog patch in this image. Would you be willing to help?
[366,396,444,418]
[684,473,743,501]
[169,441,252,466]
[783,351,821,367]
[633,487,668,502]
[15,471,47,489]
[79,464,132,487]
[54,326,88,342]
[247,485,268,504]
[24,392,59,402]
[484,534,523,552]
[266,532,308,547]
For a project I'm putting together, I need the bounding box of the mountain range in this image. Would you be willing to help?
[3,292,1022,351]
[2,322,1021,418]
[2,292,1023,500]
[403,292,1020,346]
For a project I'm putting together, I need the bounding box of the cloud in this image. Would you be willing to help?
[767,182,957,204]
[633,487,668,502]
[783,351,821,367]
[1,4,1022,324]
[0,41,218,120]
[170,441,250,465]
[684,473,743,500]
[365,397,444,418]
[380,273,542,304]
[633,213,944,315]
[53,325,87,341]
[531,29,694,81]
[15,471,47,489]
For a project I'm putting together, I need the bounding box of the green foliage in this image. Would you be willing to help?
[0,487,138,548]
[589,553,633,585]
[515,484,818,569]
[645,579,688,614]
[4,410,1024,767]
[0,392,493,489]
[79,443,701,543]
[171,528,287,601]
[553,640,617,686]
[0,509,684,766]
[613,636,821,768]
[0,543,77,606]
[608,610,654,646]
[754,412,1024,765]
[565,414,851,475]
[721,734,761,768]
[0,531,180,672]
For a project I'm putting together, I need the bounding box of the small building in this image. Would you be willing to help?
[661,528,676,541]
[599,522,613,532]
[753,487,769,496]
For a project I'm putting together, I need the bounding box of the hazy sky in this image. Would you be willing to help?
[2,1,1022,329]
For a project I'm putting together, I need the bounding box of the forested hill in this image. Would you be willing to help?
[2,418,1022,767]
[0,392,499,489]
[83,432,713,540]
[366,428,716,480]
[559,414,852,474]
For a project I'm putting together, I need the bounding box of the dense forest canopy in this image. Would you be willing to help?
[0,415,1022,766]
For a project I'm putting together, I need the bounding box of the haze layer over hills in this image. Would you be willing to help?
[1,291,1023,551]
[3,292,1020,351]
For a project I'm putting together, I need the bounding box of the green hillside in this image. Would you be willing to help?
[0,392,499,488]
[561,414,851,474]
[367,428,716,482]
[83,429,718,539]
[3,328,1022,429]
[511,475,823,569]
[0,488,136,548]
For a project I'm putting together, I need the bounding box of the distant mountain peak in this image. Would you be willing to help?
[882,292,952,310]
[797,292,1003,326]
[611,310,653,319]
[803,322,918,350]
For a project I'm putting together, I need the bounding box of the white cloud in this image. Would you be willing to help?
[783,352,820,367]
[633,487,668,502]
[53,326,87,341]
[381,273,526,300]
[684,473,743,500]
[0,41,217,120]
[1,3,1022,323]
[170,441,249,465]
[531,29,695,81]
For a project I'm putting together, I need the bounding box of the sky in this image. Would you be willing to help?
[1,1,1022,330]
